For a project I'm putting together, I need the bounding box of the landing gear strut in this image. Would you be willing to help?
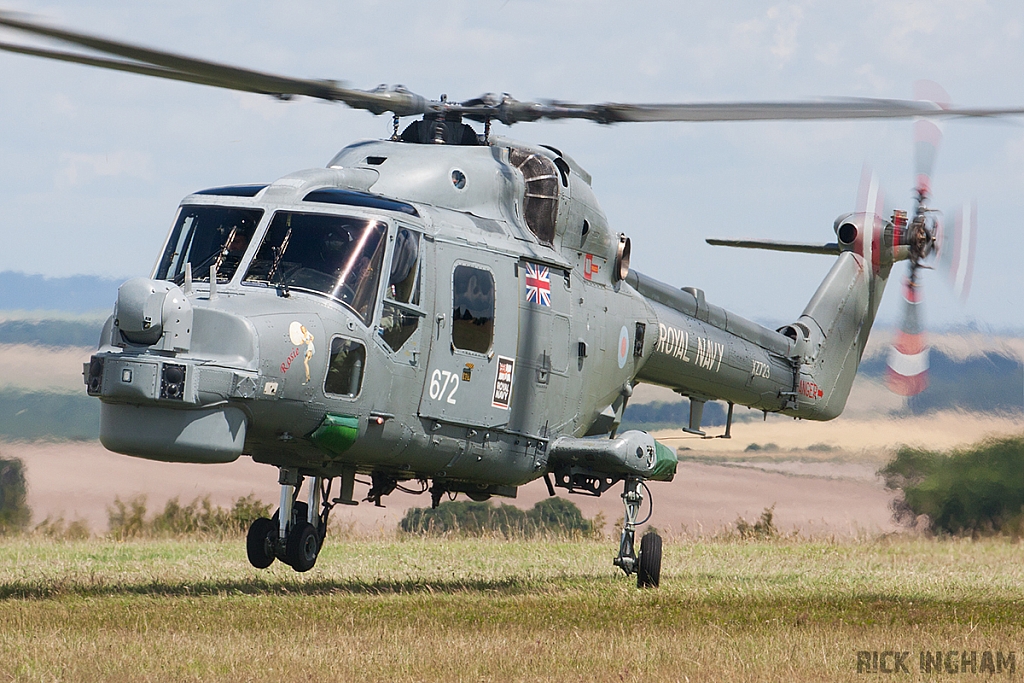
[246,468,333,573]
[613,476,662,588]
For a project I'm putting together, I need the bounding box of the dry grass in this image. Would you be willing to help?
[0,536,1022,681]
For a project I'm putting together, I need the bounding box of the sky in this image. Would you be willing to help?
[1,1,1023,330]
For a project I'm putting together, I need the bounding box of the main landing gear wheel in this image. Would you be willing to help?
[613,477,662,588]
[636,532,662,589]
[246,517,277,569]
[252,470,335,573]
[271,502,309,532]
[286,521,320,572]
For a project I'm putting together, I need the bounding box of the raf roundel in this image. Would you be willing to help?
[617,326,630,369]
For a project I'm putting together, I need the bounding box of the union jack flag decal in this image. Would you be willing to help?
[524,263,551,306]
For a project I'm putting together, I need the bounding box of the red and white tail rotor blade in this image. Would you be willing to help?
[855,165,885,219]
[912,81,949,204]
[883,83,952,398]
[886,277,929,396]
[852,166,887,271]
[914,118,942,202]
[936,202,978,302]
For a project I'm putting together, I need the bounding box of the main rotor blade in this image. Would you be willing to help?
[6,10,1024,126]
[706,238,838,255]
[0,40,271,94]
[466,96,1024,126]
[0,11,430,116]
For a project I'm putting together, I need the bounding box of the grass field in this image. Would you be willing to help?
[1,536,1023,681]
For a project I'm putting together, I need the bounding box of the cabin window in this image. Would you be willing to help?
[324,337,366,397]
[156,206,264,284]
[451,265,494,354]
[244,212,386,324]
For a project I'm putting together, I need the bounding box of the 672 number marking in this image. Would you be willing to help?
[429,369,460,404]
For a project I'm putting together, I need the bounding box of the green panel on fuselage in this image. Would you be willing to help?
[310,413,360,456]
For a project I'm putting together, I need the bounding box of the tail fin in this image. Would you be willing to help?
[785,250,885,419]
[780,179,902,420]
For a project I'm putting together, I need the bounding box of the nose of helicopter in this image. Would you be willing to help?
[85,277,259,464]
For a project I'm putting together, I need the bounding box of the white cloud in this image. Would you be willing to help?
[55,150,152,188]
[49,93,77,117]
[768,4,805,63]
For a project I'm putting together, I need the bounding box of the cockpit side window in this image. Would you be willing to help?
[379,227,423,352]
[156,206,264,284]
[243,212,387,324]
[388,228,421,305]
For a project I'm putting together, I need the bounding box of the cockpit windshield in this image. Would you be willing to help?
[156,206,264,284]
[243,212,387,324]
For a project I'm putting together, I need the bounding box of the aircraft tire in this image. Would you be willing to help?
[271,502,311,566]
[286,521,320,572]
[246,517,277,569]
[636,532,662,589]
[271,501,309,528]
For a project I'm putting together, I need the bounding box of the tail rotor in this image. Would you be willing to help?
[885,85,944,396]
[885,83,976,397]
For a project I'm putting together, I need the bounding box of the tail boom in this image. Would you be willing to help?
[633,212,901,422]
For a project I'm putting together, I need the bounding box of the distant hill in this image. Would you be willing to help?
[0,319,104,348]
[622,399,726,432]
[0,389,99,440]
[0,272,120,314]
[859,350,1024,414]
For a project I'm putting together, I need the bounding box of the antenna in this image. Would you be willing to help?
[209,264,218,300]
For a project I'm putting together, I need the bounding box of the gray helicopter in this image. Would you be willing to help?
[0,12,1013,587]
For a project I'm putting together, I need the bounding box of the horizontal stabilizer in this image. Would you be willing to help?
[706,238,838,255]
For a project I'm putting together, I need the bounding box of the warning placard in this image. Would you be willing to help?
[491,356,515,409]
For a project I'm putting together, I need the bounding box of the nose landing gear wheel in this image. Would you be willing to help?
[246,517,277,569]
[286,521,320,572]
[636,532,662,589]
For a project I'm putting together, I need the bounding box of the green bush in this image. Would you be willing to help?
[744,442,778,452]
[108,494,272,539]
[400,497,597,538]
[0,456,30,534]
[107,496,147,539]
[735,505,779,539]
[34,515,90,540]
[879,436,1024,536]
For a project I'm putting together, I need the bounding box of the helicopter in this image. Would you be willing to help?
[0,11,1012,588]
